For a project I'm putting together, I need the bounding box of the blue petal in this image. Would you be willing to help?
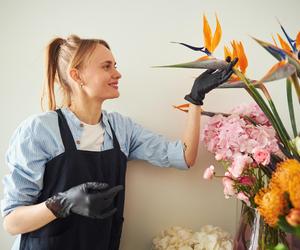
[279,23,297,52]
[170,42,211,55]
[267,46,286,60]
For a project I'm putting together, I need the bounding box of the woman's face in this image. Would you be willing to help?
[79,44,122,102]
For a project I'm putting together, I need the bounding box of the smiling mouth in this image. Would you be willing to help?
[109,82,118,89]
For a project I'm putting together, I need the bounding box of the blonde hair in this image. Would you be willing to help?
[41,34,110,111]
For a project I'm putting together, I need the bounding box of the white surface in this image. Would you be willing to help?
[0,0,299,249]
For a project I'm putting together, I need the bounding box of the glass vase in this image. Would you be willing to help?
[233,204,289,250]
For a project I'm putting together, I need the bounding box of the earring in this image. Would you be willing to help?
[80,83,84,88]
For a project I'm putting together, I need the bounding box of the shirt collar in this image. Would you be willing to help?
[61,107,113,139]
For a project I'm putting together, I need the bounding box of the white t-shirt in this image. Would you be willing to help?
[78,122,104,151]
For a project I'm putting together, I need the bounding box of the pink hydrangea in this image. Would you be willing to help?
[228,153,253,178]
[202,102,283,206]
[202,103,280,173]
[231,103,271,126]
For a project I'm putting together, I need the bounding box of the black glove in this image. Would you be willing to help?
[45,182,123,219]
[184,57,238,105]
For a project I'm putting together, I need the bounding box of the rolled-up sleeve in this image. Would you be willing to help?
[1,118,50,217]
[127,118,188,170]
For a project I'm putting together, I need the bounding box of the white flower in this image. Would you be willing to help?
[192,225,233,250]
[152,225,232,250]
[179,246,193,250]
[152,226,194,250]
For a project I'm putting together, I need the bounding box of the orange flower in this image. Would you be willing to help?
[254,186,286,227]
[269,32,299,61]
[171,14,222,61]
[203,14,222,55]
[296,32,300,51]
[288,172,300,209]
[270,159,300,192]
[173,103,189,113]
[224,40,248,81]
[255,159,300,227]
[224,41,248,73]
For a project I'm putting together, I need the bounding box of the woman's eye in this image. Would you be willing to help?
[102,64,117,70]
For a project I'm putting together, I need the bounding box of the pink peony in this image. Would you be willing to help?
[203,165,215,180]
[252,147,271,166]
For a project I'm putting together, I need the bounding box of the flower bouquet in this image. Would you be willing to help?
[156,14,300,249]
[201,103,294,249]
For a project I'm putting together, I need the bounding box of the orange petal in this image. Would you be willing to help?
[196,55,212,61]
[211,14,222,52]
[271,34,278,47]
[237,42,248,73]
[277,33,292,53]
[203,14,212,53]
[296,32,300,51]
[173,103,189,113]
[223,45,232,61]
[231,40,239,67]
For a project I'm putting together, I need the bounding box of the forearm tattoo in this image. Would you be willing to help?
[183,143,187,152]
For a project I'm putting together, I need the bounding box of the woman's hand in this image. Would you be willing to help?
[45,182,123,219]
[184,58,238,105]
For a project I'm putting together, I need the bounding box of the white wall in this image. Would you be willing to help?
[0,0,299,249]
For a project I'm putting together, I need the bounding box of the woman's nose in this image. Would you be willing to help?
[113,69,122,79]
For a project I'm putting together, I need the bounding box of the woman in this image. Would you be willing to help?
[1,35,237,250]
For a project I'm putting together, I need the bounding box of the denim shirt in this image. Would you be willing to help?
[1,107,188,217]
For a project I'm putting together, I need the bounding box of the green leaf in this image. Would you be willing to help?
[286,78,298,137]
[290,73,300,104]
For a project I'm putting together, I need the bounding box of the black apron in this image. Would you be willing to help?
[20,109,128,250]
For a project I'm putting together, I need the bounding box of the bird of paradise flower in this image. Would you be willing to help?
[154,14,300,161]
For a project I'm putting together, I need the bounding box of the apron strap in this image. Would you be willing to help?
[55,109,77,152]
[107,119,121,150]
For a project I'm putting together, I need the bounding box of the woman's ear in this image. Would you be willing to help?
[69,68,82,85]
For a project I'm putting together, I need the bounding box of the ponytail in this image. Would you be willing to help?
[41,38,64,111]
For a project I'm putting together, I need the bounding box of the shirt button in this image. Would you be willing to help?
[80,123,84,127]
[76,140,80,145]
